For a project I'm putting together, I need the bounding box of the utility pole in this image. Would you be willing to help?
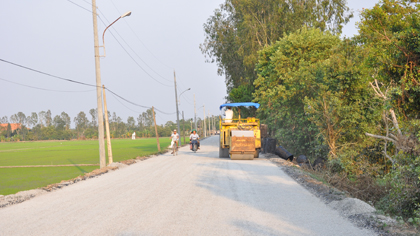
[208,112,211,136]
[152,106,161,152]
[182,111,185,144]
[91,0,106,168]
[194,94,197,130]
[174,71,181,145]
[203,105,206,137]
[102,85,113,164]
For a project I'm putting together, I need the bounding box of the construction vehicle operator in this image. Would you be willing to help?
[224,106,233,123]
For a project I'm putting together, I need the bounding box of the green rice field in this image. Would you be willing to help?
[0,138,171,195]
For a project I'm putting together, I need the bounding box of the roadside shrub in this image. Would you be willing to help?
[379,154,420,218]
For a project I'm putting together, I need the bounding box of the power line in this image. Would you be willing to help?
[108,91,147,114]
[64,0,173,87]
[95,10,173,87]
[0,58,174,115]
[108,0,174,70]
[66,0,94,13]
[0,58,98,88]
[0,77,95,93]
[98,7,172,83]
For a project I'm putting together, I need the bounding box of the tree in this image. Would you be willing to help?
[358,0,420,118]
[254,28,378,168]
[0,116,8,124]
[89,108,97,127]
[45,110,52,127]
[6,123,12,138]
[53,115,65,130]
[74,111,89,137]
[201,0,353,105]
[10,114,18,124]
[16,112,26,125]
[38,111,46,128]
[27,112,38,128]
[127,116,135,131]
[61,112,71,130]
[137,113,145,131]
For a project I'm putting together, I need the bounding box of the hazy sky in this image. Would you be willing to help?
[1,0,377,126]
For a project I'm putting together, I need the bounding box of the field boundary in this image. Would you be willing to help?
[0,164,99,168]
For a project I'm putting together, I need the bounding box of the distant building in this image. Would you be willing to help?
[0,123,22,131]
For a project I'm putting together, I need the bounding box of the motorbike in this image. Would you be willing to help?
[190,140,199,153]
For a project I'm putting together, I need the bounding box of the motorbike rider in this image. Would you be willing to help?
[189,129,200,150]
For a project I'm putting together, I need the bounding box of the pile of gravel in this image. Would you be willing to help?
[0,189,47,208]
[328,198,375,216]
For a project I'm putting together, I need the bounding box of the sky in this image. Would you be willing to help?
[0,0,378,126]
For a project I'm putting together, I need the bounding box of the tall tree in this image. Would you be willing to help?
[254,27,378,165]
[358,0,420,118]
[10,114,18,124]
[38,111,46,128]
[74,111,89,137]
[53,115,65,130]
[127,116,135,131]
[16,112,26,125]
[89,108,97,127]
[0,116,8,124]
[61,112,71,130]
[45,110,52,127]
[201,0,353,104]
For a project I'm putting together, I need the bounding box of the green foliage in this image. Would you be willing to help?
[254,28,379,168]
[0,109,201,142]
[358,0,420,118]
[201,0,352,104]
[378,154,420,218]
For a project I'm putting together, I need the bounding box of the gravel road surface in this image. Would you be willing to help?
[0,136,376,236]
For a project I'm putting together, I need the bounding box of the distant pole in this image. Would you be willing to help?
[152,106,161,152]
[102,85,113,164]
[194,94,197,130]
[182,111,185,144]
[174,71,181,145]
[92,0,106,168]
[203,105,206,137]
[208,112,211,136]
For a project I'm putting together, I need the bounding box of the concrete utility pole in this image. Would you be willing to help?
[203,105,206,137]
[91,0,106,168]
[182,111,185,144]
[174,71,181,145]
[152,106,161,152]
[194,94,197,130]
[208,112,211,135]
[102,85,113,164]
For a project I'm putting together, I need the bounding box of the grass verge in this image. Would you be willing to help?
[0,138,171,195]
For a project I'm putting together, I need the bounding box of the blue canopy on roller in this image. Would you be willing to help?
[219,102,260,110]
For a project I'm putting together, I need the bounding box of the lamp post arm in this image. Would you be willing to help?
[101,17,122,57]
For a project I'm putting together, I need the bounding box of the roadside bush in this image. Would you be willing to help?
[308,159,388,204]
[379,154,420,218]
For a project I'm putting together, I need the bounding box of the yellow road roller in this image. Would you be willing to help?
[219,103,261,160]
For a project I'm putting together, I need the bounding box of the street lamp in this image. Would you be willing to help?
[178,88,191,105]
[91,4,131,168]
[197,105,206,137]
[101,11,132,57]
[178,88,190,143]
